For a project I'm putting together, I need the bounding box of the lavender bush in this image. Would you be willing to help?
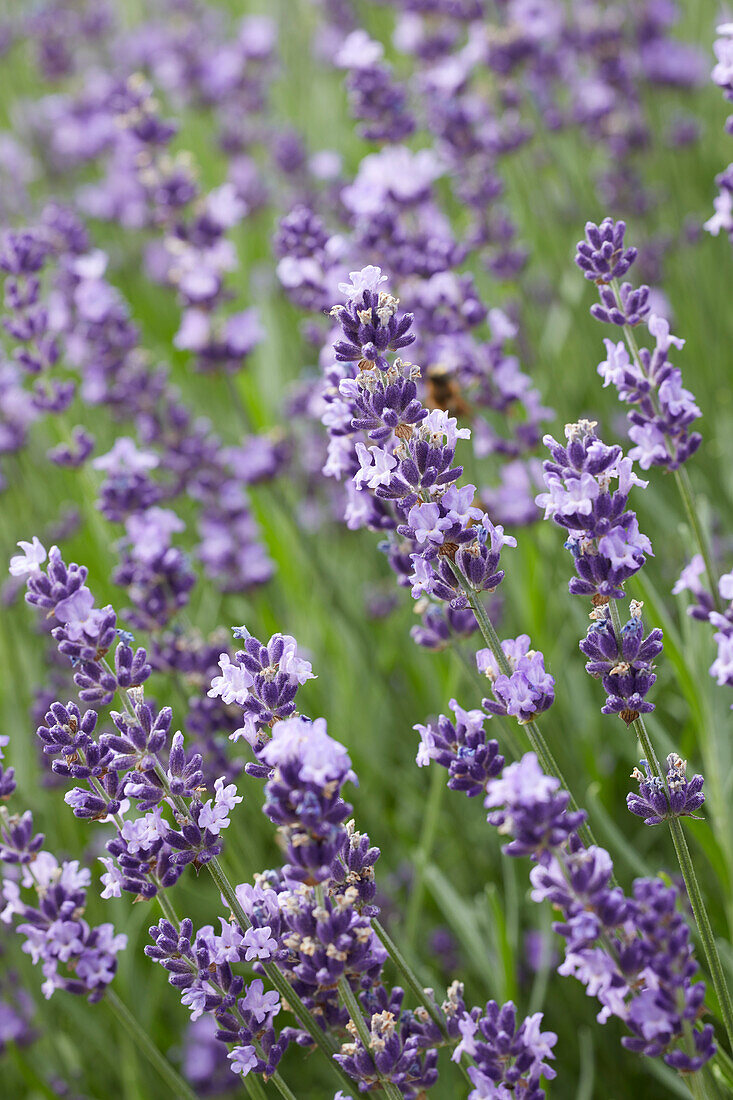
[0,2,732,1098]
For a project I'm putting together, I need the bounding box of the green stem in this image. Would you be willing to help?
[685,1065,712,1100]
[106,989,200,1100]
[448,561,597,851]
[243,1072,269,1100]
[372,918,445,1035]
[337,977,402,1100]
[155,885,181,927]
[337,974,372,1048]
[669,815,733,1052]
[268,1073,298,1100]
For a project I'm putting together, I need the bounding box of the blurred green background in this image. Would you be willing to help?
[1,1,733,1096]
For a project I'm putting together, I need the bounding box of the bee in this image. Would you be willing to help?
[425,363,470,418]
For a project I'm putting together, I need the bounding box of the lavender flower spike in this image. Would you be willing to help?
[574,218,638,284]
[537,422,652,601]
[580,600,663,725]
[577,221,702,471]
[486,751,714,1072]
[477,636,555,724]
[628,754,705,826]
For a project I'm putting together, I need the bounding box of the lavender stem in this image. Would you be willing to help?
[372,917,475,1087]
[242,1073,268,1100]
[673,464,722,615]
[371,919,441,1025]
[266,1070,298,1100]
[668,812,733,1053]
[105,989,201,1100]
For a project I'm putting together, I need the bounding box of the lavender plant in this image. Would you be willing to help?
[1,3,732,1099]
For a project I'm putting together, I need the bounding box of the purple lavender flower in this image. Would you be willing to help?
[480,748,715,1073]
[322,278,519,626]
[579,601,663,725]
[577,222,702,471]
[208,628,315,752]
[331,275,416,379]
[477,635,555,723]
[453,1000,557,1100]
[0,797,125,1002]
[334,998,439,1094]
[628,754,705,826]
[414,698,504,796]
[705,25,733,244]
[484,754,586,859]
[113,507,195,631]
[336,31,415,144]
[575,218,638,284]
[92,437,161,522]
[672,556,733,705]
[18,541,151,705]
[538,421,652,601]
[146,916,287,1079]
[260,716,355,884]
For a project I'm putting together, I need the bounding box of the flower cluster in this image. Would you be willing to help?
[454,1000,557,1100]
[13,541,246,898]
[577,219,702,471]
[0,3,728,1096]
[146,917,288,1080]
[321,269,518,643]
[16,538,151,705]
[628,754,705,826]
[485,755,587,860]
[208,628,315,753]
[414,699,504,797]
[276,0,705,558]
[0,763,126,1002]
[416,703,714,1074]
[488,755,714,1071]
[477,635,555,724]
[674,557,733,704]
[537,421,652,601]
[260,716,355,884]
[336,30,415,144]
[580,601,663,725]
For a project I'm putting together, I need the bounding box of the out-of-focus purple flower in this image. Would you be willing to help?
[485,753,586,859]
[477,634,555,723]
[414,698,504,797]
